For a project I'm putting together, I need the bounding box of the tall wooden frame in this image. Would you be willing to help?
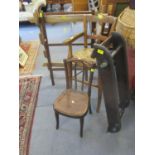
[37,11,94,85]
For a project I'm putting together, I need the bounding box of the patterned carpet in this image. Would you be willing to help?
[19,40,40,75]
[19,75,41,155]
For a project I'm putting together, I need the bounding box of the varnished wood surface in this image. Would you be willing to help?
[54,89,88,117]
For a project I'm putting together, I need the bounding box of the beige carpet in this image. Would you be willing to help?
[19,40,40,75]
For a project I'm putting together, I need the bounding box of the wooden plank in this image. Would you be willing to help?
[63,32,84,45]
[45,11,92,15]
[44,14,110,24]
[44,14,88,24]
[47,43,91,46]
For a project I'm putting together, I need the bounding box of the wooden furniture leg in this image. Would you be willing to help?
[55,111,59,129]
[60,4,64,11]
[39,14,55,85]
[80,117,84,137]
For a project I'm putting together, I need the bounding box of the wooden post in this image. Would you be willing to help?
[83,15,87,48]
[38,11,55,85]
[68,44,73,58]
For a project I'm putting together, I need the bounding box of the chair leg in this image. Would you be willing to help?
[88,70,94,114]
[49,68,55,86]
[96,89,102,113]
[89,103,92,114]
[80,117,84,138]
[55,111,59,129]
[81,69,84,91]
[84,70,88,81]
[96,75,103,113]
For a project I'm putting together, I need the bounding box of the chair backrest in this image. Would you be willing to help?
[63,58,95,92]
[83,14,117,46]
[97,15,117,36]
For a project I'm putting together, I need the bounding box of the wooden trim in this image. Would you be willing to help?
[87,35,108,42]
[45,11,92,15]
[63,32,84,45]
[43,14,111,24]
[47,43,91,46]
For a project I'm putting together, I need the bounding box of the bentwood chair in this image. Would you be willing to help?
[63,14,117,112]
[53,58,95,137]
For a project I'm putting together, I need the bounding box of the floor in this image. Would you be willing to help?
[19,22,135,155]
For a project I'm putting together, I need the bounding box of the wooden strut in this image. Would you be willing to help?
[39,14,55,85]
[48,43,91,46]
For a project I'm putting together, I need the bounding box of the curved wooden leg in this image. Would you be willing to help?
[88,70,94,114]
[55,111,59,129]
[80,117,84,138]
[49,68,55,86]
[89,103,92,114]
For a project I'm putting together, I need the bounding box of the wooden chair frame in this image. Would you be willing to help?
[53,58,95,137]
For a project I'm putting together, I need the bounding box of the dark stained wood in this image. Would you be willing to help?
[80,117,84,137]
[53,58,94,137]
[55,111,59,129]
[54,89,88,117]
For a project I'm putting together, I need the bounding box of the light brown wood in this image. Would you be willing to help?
[83,15,87,48]
[63,32,84,45]
[87,34,107,41]
[44,14,91,24]
[43,14,106,25]
[72,0,88,11]
[68,45,73,58]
